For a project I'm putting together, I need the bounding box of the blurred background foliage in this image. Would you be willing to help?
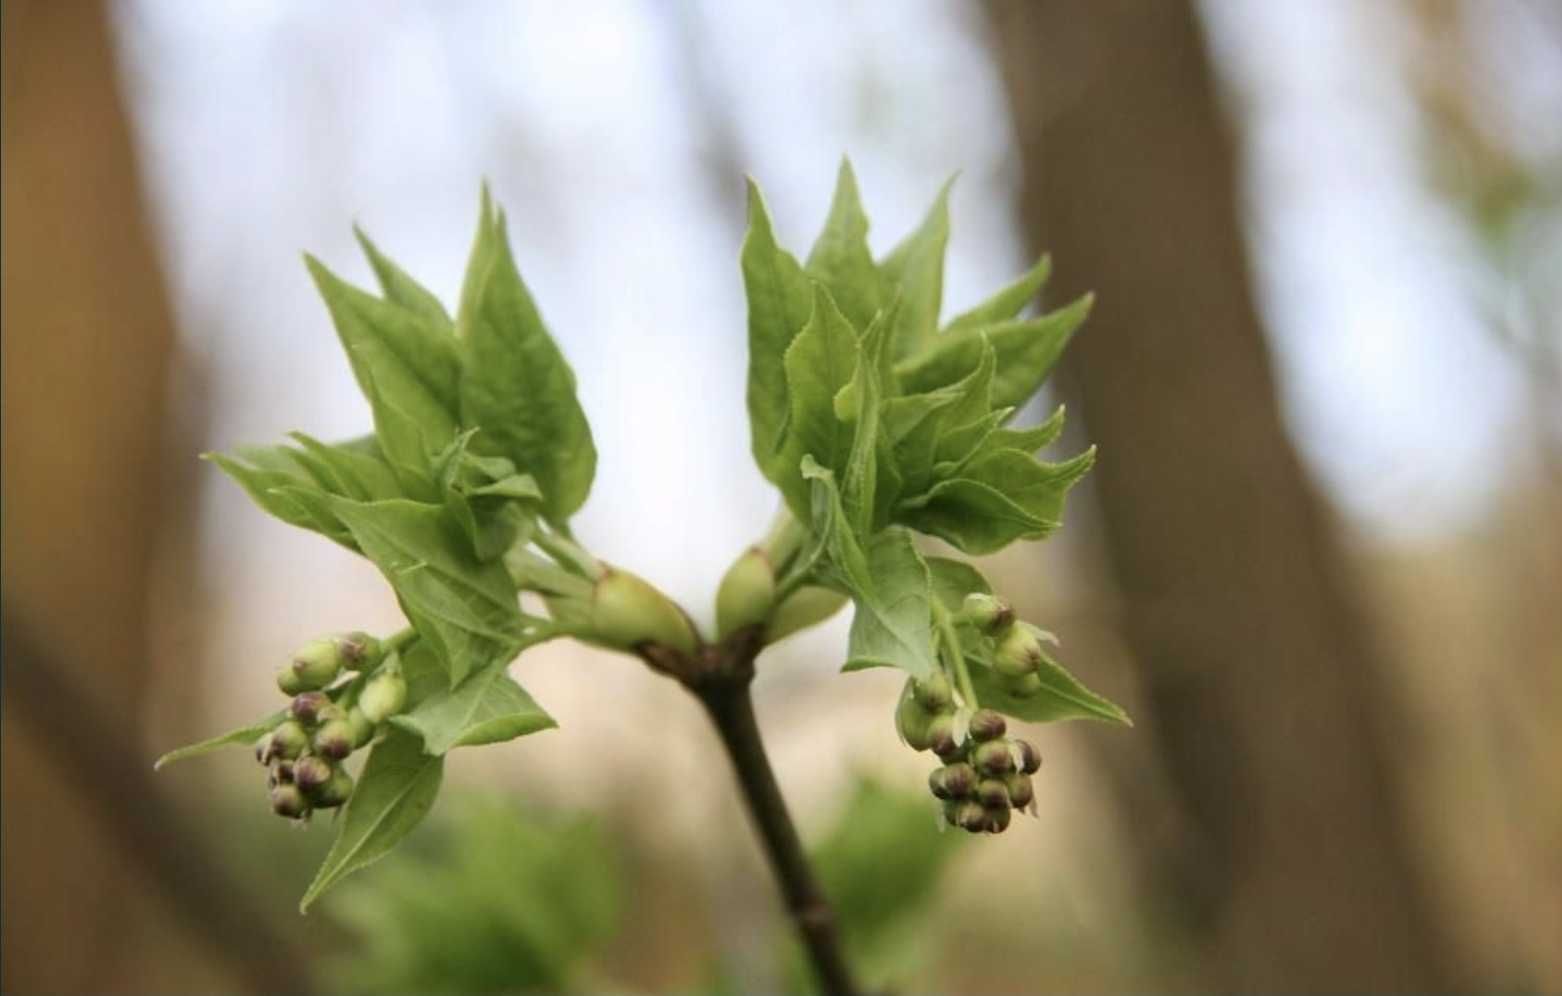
[3,0,1559,992]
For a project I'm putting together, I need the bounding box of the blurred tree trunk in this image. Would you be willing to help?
[984,2,1474,990]
[1,1,235,991]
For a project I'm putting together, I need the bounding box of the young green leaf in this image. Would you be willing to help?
[899,446,1095,554]
[839,309,890,535]
[842,528,937,680]
[354,225,454,330]
[776,287,862,518]
[205,452,357,550]
[896,294,1093,411]
[942,255,1051,335]
[985,404,1067,455]
[742,178,816,484]
[806,159,883,332]
[924,556,991,616]
[299,728,445,911]
[879,177,952,361]
[154,711,287,770]
[330,497,529,685]
[391,656,556,755]
[458,197,597,524]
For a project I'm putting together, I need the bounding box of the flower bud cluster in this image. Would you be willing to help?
[960,593,1049,699]
[925,708,1041,835]
[254,634,402,821]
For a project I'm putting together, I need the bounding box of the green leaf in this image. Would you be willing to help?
[354,226,454,330]
[839,308,890,535]
[306,256,460,495]
[943,255,1051,335]
[433,430,541,562]
[805,159,883,331]
[330,498,528,685]
[924,556,990,616]
[879,177,952,361]
[985,404,1067,454]
[742,178,816,484]
[299,728,445,912]
[458,195,597,523]
[392,656,556,755]
[969,632,1131,726]
[456,184,501,340]
[899,447,1095,555]
[896,294,1092,411]
[154,711,287,770]
[206,452,355,549]
[776,287,861,517]
[843,528,936,680]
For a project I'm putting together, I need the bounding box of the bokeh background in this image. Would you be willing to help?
[4,0,1560,992]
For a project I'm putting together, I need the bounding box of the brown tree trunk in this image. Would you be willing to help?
[984,2,1472,990]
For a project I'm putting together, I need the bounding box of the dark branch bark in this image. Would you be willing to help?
[645,631,860,996]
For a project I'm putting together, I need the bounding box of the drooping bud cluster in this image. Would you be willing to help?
[253,635,400,821]
[926,708,1041,834]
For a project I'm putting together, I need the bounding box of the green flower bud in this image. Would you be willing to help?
[943,800,962,827]
[292,755,333,792]
[977,778,1010,809]
[268,760,295,787]
[275,665,308,697]
[254,735,272,765]
[1001,672,1044,699]
[715,547,776,639]
[928,715,960,758]
[984,804,1012,834]
[766,586,849,644]
[358,668,408,724]
[1005,772,1035,809]
[968,708,1007,742]
[336,631,381,670]
[960,593,1013,634]
[974,739,1014,776]
[994,625,1043,678]
[1014,738,1042,775]
[290,692,330,724]
[269,720,309,760]
[895,686,936,751]
[941,762,977,799]
[289,638,344,690]
[345,707,376,749]
[270,783,309,820]
[309,766,354,809]
[913,669,954,713]
[929,767,969,800]
[589,568,698,655]
[314,718,355,760]
[956,801,988,833]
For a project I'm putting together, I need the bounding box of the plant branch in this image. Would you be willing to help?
[662,631,861,996]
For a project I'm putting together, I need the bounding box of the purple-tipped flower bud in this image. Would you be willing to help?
[895,685,936,751]
[269,720,309,760]
[336,631,380,670]
[289,638,344,691]
[984,804,1012,834]
[254,734,273,765]
[314,719,355,760]
[1001,672,1044,699]
[270,783,309,820]
[913,670,954,713]
[290,692,330,724]
[977,778,1010,809]
[268,759,295,787]
[928,715,960,758]
[309,766,354,809]
[359,668,408,725]
[960,593,1013,634]
[292,755,333,792]
[974,739,1015,776]
[968,708,1007,742]
[928,767,958,800]
[1014,738,1042,775]
[943,800,962,827]
[941,762,977,799]
[994,625,1043,678]
[345,707,376,749]
[956,801,988,833]
[276,665,308,697]
[1005,772,1035,809]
